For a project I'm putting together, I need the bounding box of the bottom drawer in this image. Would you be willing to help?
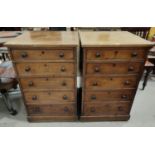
[83,101,131,116]
[27,104,76,116]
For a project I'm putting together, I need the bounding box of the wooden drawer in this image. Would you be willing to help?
[86,62,143,75]
[84,90,135,102]
[85,76,138,90]
[15,62,75,76]
[27,104,76,116]
[12,49,74,61]
[86,48,146,61]
[20,77,75,90]
[24,91,75,104]
[83,102,131,116]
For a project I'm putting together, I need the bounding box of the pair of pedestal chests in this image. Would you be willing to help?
[5,31,154,122]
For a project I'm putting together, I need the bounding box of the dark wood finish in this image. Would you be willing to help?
[80,31,154,121]
[5,31,79,122]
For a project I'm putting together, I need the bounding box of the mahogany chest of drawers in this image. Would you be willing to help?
[79,31,154,121]
[5,31,79,122]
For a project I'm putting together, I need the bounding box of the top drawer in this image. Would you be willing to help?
[11,49,74,61]
[86,48,146,61]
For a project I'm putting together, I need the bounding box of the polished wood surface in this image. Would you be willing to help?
[11,49,74,61]
[80,31,154,121]
[20,77,75,90]
[5,31,79,48]
[6,31,78,122]
[79,31,154,47]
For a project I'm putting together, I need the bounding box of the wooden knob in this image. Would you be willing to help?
[64,107,69,112]
[96,52,101,58]
[62,82,67,86]
[118,106,123,111]
[94,67,100,72]
[121,94,128,99]
[63,95,68,100]
[28,81,33,86]
[91,95,96,100]
[61,67,66,72]
[59,52,64,58]
[124,80,130,85]
[93,82,98,86]
[21,52,27,58]
[32,95,37,100]
[25,66,31,72]
[90,107,96,112]
[131,52,138,57]
[128,66,134,71]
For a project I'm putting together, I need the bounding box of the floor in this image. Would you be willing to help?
[0,79,155,127]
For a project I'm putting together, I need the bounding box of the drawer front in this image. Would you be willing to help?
[83,102,131,116]
[12,49,74,61]
[15,62,75,76]
[86,62,143,74]
[86,49,146,61]
[27,104,76,116]
[85,76,138,90]
[20,77,74,90]
[24,91,75,104]
[84,90,135,102]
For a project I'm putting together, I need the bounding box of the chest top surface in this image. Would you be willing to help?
[79,31,154,47]
[5,31,79,48]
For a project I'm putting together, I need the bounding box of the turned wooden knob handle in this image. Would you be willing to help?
[93,82,98,86]
[91,95,96,100]
[128,66,134,71]
[131,52,138,57]
[59,52,64,58]
[61,67,66,72]
[121,94,128,99]
[94,67,100,72]
[21,52,28,58]
[28,81,34,86]
[62,82,67,86]
[96,52,101,58]
[90,107,96,112]
[64,107,69,112]
[124,80,130,85]
[63,95,68,100]
[25,66,31,72]
[118,106,123,111]
[32,95,37,100]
